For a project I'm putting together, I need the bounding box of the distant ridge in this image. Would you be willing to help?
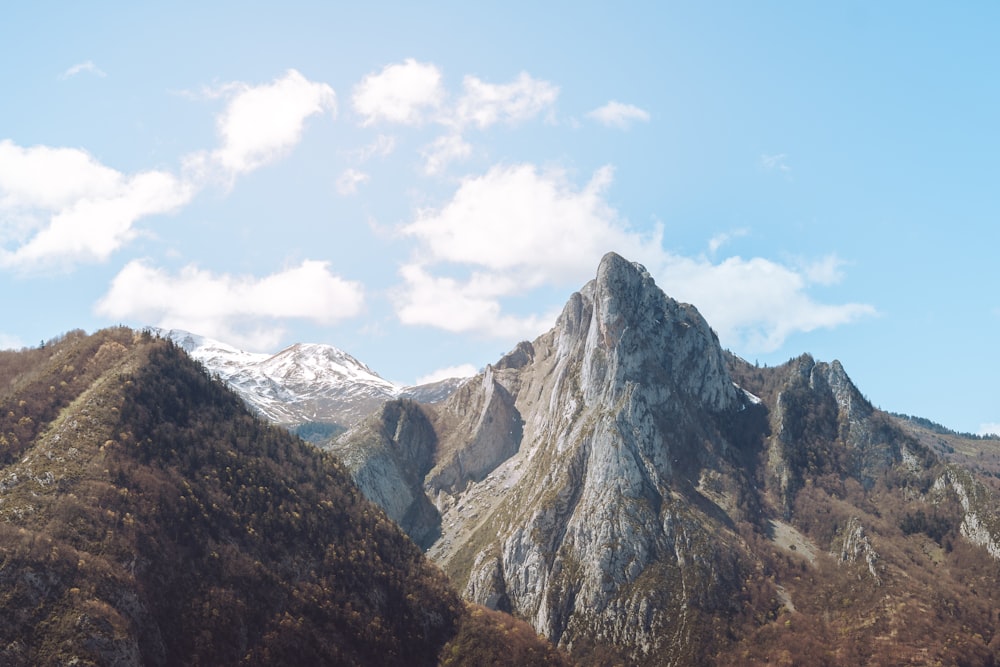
[153,328,468,435]
[890,411,999,440]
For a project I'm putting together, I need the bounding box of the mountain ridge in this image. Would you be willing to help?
[154,328,469,434]
[332,251,1000,665]
[0,328,570,665]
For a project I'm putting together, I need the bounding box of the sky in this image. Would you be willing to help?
[1,2,997,435]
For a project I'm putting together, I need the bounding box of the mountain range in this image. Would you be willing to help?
[0,329,566,665]
[297,253,1000,664]
[4,252,1000,665]
[157,329,464,441]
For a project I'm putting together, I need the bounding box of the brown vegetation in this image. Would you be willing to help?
[0,330,567,666]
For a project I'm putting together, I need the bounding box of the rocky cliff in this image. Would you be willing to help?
[334,251,1000,665]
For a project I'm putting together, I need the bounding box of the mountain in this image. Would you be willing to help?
[157,328,466,438]
[0,328,568,666]
[335,252,1000,665]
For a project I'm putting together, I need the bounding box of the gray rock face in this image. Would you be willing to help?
[765,354,911,516]
[331,400,441,548]
[836,516,882,584]
[326,251,1000,663]
[426,366,523,494]
[419,253,752,662]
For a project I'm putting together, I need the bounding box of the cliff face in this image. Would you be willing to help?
[420,253,760,663]
[331,399,442,549]
[331,252,1000,665]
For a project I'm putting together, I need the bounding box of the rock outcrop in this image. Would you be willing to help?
[331,251,1000,665]
[394,253,759,663]
[331,399,442,548]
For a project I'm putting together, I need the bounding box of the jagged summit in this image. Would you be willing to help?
[333,252,1000,665]
[572,251,739,411]
[338,253,763,663]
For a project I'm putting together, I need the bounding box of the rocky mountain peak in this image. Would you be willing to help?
[356,252,758,662]
[325,252,1000,665]
[571,251,739,412]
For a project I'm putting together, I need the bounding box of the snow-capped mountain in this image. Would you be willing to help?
[154,329,465,430]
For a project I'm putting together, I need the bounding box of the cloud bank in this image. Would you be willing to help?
[394,162,875,351]
[0,70,335,272]
[96,260,364,350]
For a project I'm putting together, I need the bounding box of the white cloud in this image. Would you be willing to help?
[421,134,472,175]
[401,163,660,284]
[2,71,335,271]
[352,59,443,126]
[414,363,478,386]
[0,141,194,270]
[336,168,369,195]
[351,61,557,130]
[761,153,790,172]
[96,259,365,350]
[0,141,121,211]
[394,161,874,351]
[60,60,106,79]
[979,423,1000,437]
[207,69,336,176]
[659,254,876,353]
[587,100,650,129]
[454,72,558,129]
[708,228,748,254]
[394,163,662,337]
[394,263,559,339]
[350,134,396,161]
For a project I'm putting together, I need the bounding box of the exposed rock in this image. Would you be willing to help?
[330,400,441,548]
[933,468,1000,560]
[421,253,751,663]
[323,251,1000,664]
[835,516,882,584]
[426,366,524,495]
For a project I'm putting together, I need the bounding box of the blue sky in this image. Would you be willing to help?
[1,2,997,434]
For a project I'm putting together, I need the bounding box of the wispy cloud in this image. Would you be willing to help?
[96,260,364,350]
[587,101,650,129]
[421,134,472,175]
[351,60,558,132]
[336,168,369,195]
[394,161,875,352]
[352,60,558,180]
[761,153,791,172]
[452,72,558,129]
[708,228,748,254]
[349,134,396,161]
[59,60,106,79]
[800,254,847,285]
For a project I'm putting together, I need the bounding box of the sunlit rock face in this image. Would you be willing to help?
[418,252,755,663]
[329,251,1000,665]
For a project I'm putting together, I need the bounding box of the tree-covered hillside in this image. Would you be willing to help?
[0,329,567,666]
